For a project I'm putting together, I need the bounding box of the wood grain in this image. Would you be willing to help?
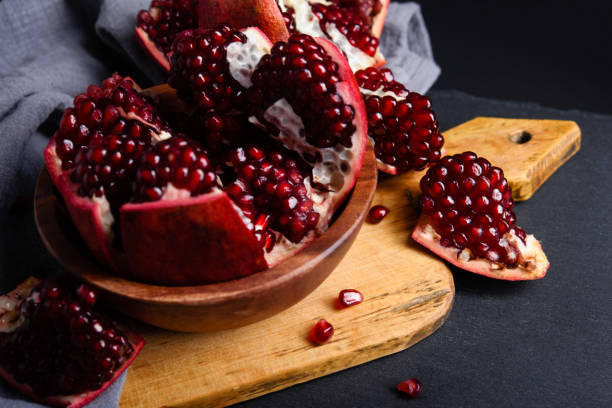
[119,167,454,407]
[397,117,581,201]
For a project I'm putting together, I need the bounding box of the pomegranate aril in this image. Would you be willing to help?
[397,378,422,398]
[337,289,364,308]
[0,279,135,398]
[419,152,526,268]
[250,34,355,149]
[367,204,390,223]
[356,67,443,173]
[137,0,198,55]
[309,319,334,344]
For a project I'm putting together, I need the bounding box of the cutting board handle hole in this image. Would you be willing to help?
[508,130,532,144]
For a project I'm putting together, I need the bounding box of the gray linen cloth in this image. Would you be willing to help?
[0,0,439,406]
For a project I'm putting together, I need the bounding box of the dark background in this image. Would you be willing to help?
[421,0,612,114]
[239,1,612,407]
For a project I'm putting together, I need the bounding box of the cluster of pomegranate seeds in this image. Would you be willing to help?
[356,67,444,172]
[0,281,133,397]
[311,4,379,57]
[250,33,355,149]
[133,137,217,202]
[419,152,527,267]
[397,378,423,398]
[337,289,363,308]
[309,319,334,344]
[330,0,383,28]
[224,144,320,246]
[137,0,199,55]
[69,124,154,206]
[168,25,249,145]
[54,74,170,208]
[367,204,389,223]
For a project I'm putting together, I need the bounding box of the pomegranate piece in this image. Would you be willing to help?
[355,67,444,174]
[47,25,367,286]
[367,204,389,223]
[309,318,334,344]
[45,73,172,272]
[135,0,199,71]
[0,277,144,408]
[397,378,422,398]
[329,0,389,37]
[337,289,363,307]
[413,152,549,280]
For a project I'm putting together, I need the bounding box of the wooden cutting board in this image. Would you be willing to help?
[119,117,580,407]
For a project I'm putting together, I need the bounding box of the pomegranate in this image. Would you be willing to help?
[45,25,366,285]
[197,0,387,72]
[367,204,389,223]
[412,152,549,280]
[136,0,200,71]
[397,378,422,398]
[309,318,334,344]
[337,288,363,307]
[355,66,444,174]
[0,277,144,408]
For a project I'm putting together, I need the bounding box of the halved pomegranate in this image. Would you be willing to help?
[136,0,200,71]
[412,152,549,280]
[197,0,386,72]
[355,66,444,174]
[45,25,366,286]
[0,277,144,408]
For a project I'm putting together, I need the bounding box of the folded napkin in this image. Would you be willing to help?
[0,0,439,406]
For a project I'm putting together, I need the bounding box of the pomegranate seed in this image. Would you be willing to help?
[367,204,390,223]
[356,67,443,173]
[337,289,363,308]
[249,34,356,150]
[419,152,524,267]
[309,319,334,344]
[137,0,198,55]
[397,378,423,398]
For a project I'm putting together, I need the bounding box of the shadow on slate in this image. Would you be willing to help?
[235,90,612,408]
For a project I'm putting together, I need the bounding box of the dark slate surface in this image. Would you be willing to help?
[237,90,612,407]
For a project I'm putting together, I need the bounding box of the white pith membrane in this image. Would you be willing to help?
[417,221,548,278]
[226,30,270,88]
[277,0,379,71]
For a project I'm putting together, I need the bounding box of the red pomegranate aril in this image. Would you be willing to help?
[0,278,143,404]
[356,67,443,174]
[367,204,389,223]
[338,289,363,308]
[309,319,334,344]
[419,152,525,267]
[137,0,199,55]
[250,34,355,149]
[397,378,422,398]
[133,137,217,202]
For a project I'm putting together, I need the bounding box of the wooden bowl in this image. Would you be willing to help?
[34,145,377,332]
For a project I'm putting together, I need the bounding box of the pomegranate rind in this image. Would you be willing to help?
[412,216,549,281]
[198,0,290,44]
[44,138,124,273]
[120,190,270,285]
[0,278,145,408]
[371,0,390,38]
[134,26,172,72]
[313,37,368,210]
